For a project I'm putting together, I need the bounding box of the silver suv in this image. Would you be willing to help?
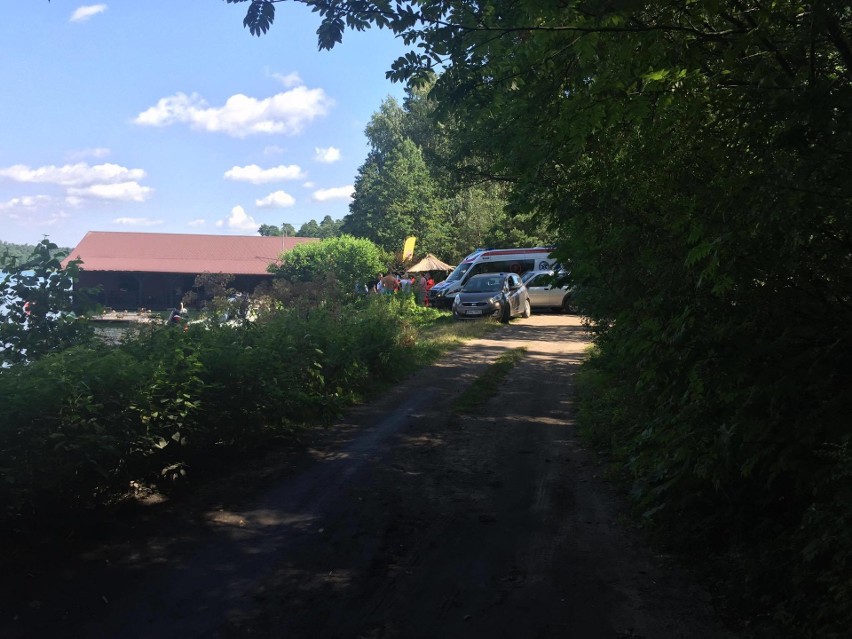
[521,270,574,312]
[452,272,531,323]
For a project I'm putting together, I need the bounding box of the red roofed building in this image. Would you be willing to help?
[62,231,317,310]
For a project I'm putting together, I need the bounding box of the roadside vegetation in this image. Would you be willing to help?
[0,239,497,536]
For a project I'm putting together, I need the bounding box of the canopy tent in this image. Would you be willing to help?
[408,253,455,272]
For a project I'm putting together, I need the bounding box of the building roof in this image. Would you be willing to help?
[62,231,317,275]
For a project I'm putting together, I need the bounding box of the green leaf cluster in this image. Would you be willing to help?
[1,239,95,366]
[227,0,276,36]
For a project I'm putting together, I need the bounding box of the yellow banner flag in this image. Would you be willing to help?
[402,236,416,261]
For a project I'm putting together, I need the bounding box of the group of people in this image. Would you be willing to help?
[366,271,436,305]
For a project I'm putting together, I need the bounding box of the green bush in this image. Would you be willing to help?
[0,345,146,516]
[268,234,391,294]
[1,239,94,366]
[0,293,435,528]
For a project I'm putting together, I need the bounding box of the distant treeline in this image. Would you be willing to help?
[1,240,72,264]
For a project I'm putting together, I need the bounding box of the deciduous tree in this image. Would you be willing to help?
[258,224,283,237]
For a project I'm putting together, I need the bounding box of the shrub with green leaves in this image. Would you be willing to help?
[268,234,390,295]
[1,239,93,366]
[0,293,435,527]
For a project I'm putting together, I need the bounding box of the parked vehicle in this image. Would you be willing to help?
[521,269,574,312]
[452,272,531,323]
[428,247,558,309]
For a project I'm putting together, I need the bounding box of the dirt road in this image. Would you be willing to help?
[2,314,732,638]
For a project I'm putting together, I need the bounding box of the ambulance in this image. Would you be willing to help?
[427,246,559,309]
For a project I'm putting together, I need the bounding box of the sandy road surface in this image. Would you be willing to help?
[2,314,732,638]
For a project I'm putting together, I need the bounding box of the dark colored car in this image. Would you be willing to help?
[452,272,531,323]
[521,269,574,312]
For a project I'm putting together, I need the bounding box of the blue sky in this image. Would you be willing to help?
[0,2,408,247]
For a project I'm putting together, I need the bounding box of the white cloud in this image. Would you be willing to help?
[70,4,107,23]
[302,181,316,188]
[43,211,71,226]
[217,205,259,231]
[0,162,145,187]
[2,203,69,229]
[223,164,305,184]
[0,195,52,211]
[272,72,303,88]
[314,147,341,163]
[134,86,333,138]
[256,190,296,209]
[187,218,206,227]
[113,217,163,227]
[67,147,110,161]
[263,145,285,156]
[312,185,354,202]
[67,181,152,202]
[22,211,70,227]
[0,162,151,207]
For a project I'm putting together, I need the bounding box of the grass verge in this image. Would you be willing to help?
[396,312,504,373]
[452,347,527,414]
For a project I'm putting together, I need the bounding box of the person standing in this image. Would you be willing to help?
[381,271,397,294]
[424,272,435,306]
[416,273,428,305]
